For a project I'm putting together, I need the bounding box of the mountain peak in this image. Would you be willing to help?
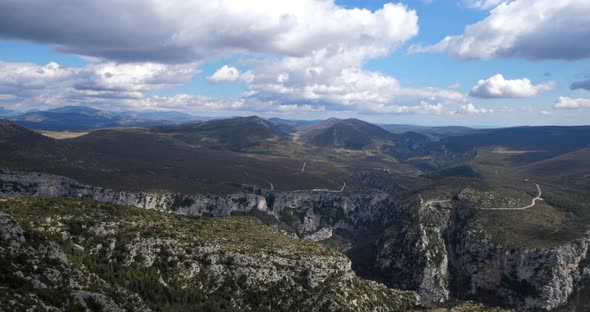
[46,106,103,114]
[300,117,394,149]
[150,116,286,151]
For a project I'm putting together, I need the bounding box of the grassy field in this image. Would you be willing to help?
[36,130,90,139]
[465,198,586,249]
[452,147,590,249]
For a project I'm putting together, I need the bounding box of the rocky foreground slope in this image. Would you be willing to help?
[0,210,151,311]
[1,169,589,310]
[0,197,508,312]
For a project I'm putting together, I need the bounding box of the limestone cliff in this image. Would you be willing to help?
[0,212,151,311]
[2,169,588,310]
[374,197,452,306]
[450,192,590,311]
[0,197,421,311]
[0,169,387,241]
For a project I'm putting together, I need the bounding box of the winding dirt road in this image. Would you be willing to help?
[311,182,346,193]
[419,179,543,211]
[478,179,543,211]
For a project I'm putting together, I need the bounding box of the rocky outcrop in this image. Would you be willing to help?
[0,169,266,216]
[376,190,590,311]
[451,200,590,311]
[3,169,589,310]
[1,169,454,307]
[0,212,151,311]
[374,198,452,306]
[0,197,422,312]
[0,169,388,240]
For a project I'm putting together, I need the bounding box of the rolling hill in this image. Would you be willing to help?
[0,119,68,163]
[517,147,590,177]
[118,110,194,122]
[444,126,590,163]
[267,117,323,133]
[151,116,288,151]
[299,118,396,150]
[379,123,475,136]
[0,117,350,194]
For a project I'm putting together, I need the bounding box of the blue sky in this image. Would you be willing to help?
[0,0,588,126]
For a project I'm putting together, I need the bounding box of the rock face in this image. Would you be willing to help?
[450,200,590,311]
[0,169,389,241]
[2,169,590,311]
[1,170,452,305]
[0,212,151,311]
[0,197,421,312]
[374,199,452,306]
[375,190,590,311]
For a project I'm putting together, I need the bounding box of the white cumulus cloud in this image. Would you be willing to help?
[0,61,199,111]
[456,103,493,114]
[0,1,459,118]
[553,96,590,109]
[469,74,554,98]
[207,66,241,83]
[277,104,325,112]
[410,0,590,60]
[461,0,505,10]
[243,61,469,114]
[0,1,419,64]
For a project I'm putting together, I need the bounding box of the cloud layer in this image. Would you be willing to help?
[469,74,554,98]
[5,0,581,123]
[0,0,418,64]
[0,2,481,117]
[457,103,493,114]
[0,61,199,111]
[0,58,475,116]
[554,96,590,109]
[461,0,504,10]
[411,0,590,60]
[0,1,471,116]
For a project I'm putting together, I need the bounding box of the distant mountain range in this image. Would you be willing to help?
[117,110,194,122]
[0,106,16,118]
[4,105,483,136]
[7,106,195,131]
[378,123,474,136]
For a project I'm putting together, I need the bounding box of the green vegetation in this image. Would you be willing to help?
[422,165,480,180]
[301,118,395,150]
[5,116,585,310]
[151,116,301,154]
[0,197,421,312]
[461,199,586,249]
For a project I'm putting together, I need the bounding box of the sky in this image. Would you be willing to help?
[0,0,589,126]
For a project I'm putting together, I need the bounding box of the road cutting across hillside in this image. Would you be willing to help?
[479,179,542,211]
